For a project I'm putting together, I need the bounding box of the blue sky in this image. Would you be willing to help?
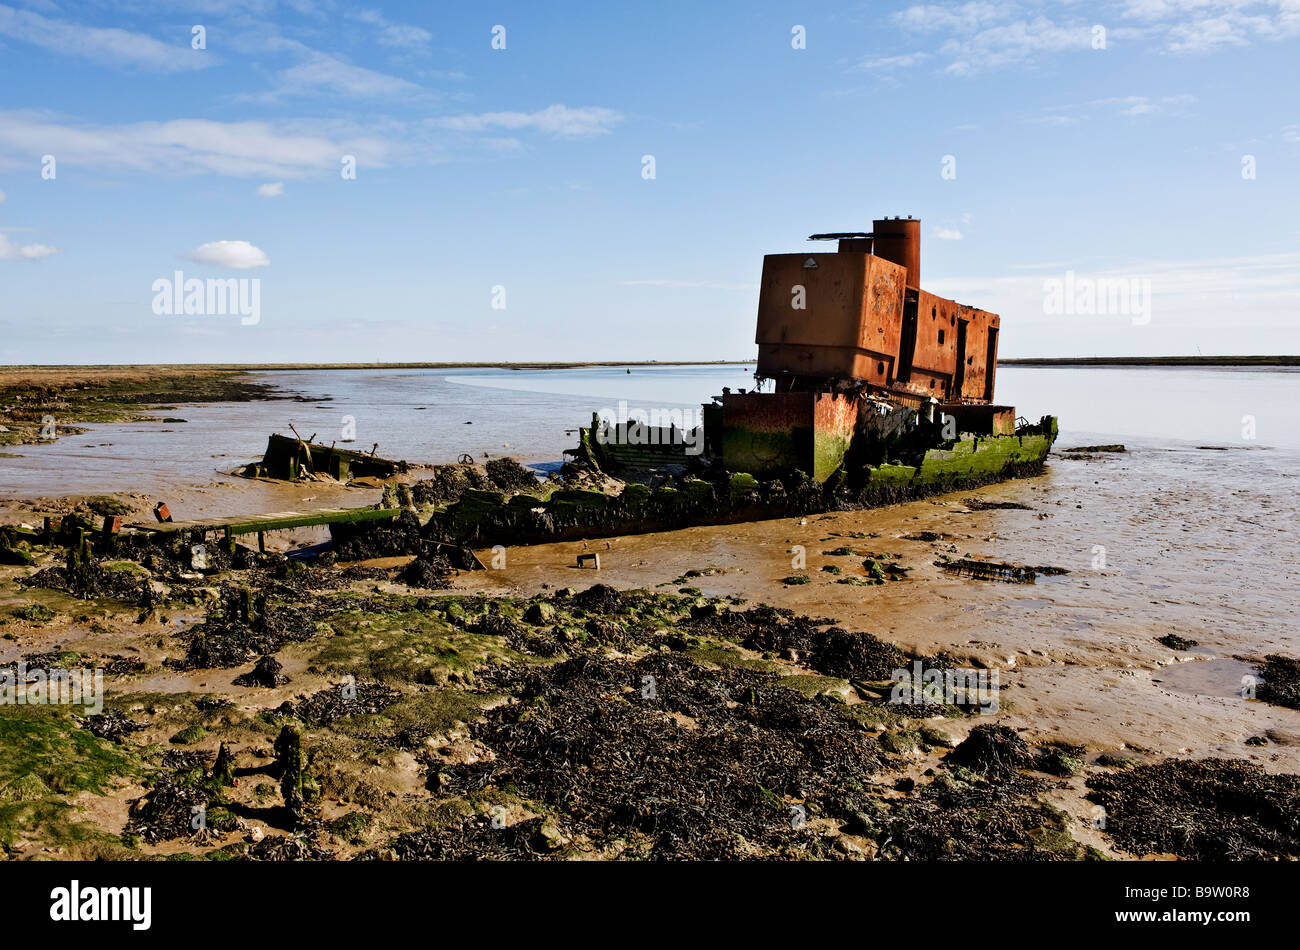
[1,0,1297,363]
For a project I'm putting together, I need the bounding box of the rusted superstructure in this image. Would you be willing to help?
[753,216,998,405]
[571,215,1055,491]
[719,216,1041,481]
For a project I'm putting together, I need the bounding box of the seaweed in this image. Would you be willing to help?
[1086,759,1300,859]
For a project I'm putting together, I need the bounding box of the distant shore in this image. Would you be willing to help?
[0,361,753,376]
[3,356,1297,376]
[999,355,1299,367]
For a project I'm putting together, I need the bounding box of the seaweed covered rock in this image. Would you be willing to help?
[292,682,401,726]
[329,508,425,559]
[739,618,911,681]
[233,654,288,688]
[1086,758,1300,859]
[125,776,212,844]
[427,652,887,859]
[569,584,622,614]
[173,583,315,670]
[947,724,1036,777]
[409,463,492,507]
[76,709,147,744]
[484,457,539,492]
[1257,654,1300,710]
[21,541,150,602]
[400,555,454,590]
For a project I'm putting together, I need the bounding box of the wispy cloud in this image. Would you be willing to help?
[619,278,756,291]
[256,181,285,197]
[926,251,1300,329]
[430,105,624,139]
[0,111,388,178]
[1118,0,1299,52]
[0,4,208,72]
[348,9,433,50]
[852,52,931,72]
[249,50,423,101]
[1026,93,1198,126]
[871,0,1298,77]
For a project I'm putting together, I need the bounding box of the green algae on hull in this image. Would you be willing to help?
[419,416,1058,548]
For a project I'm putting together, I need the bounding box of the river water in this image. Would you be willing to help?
[0,364,1296,498]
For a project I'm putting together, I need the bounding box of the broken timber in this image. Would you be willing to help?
[248,432,408,481]
[129,506,404,553]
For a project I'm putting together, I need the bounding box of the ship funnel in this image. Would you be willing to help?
[871,217,921,290]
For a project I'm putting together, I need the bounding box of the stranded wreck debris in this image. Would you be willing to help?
[242,430,408,482]
[571,216,1057,492]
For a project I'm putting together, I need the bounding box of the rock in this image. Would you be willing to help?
[523,601,556,625]
[919,721,961,748]
[233,654,288,688]
[948,724,1035,776]
[534,817,570,852]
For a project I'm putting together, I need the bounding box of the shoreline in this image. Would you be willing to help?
[999,355,1300,367]
[3,355,1298,375]
[0,360,755,374]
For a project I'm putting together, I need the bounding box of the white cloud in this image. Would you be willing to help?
[0,231,59,261]
[183,240,270,269]
[933,226,964,240]
[0,189,5,203]
[257,181,285,197]
[0,4,207,72]
[430,105,623,138]
[0,111,389,178]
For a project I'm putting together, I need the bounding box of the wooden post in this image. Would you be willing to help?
[224,526,235,556]
[257,531,266,553]
[275,724,307,826]
[212,742,236,787]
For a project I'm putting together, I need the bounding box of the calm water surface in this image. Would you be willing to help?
[1,364,1296,497]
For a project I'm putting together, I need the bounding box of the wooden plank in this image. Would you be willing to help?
[128,506,403,536]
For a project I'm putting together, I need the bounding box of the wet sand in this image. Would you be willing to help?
[2,365,1297,860]
[453,446,1300,772]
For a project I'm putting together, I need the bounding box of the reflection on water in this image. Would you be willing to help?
[997,365,1300,452]
[1153,657,1260,702]
[1,364,1297,498]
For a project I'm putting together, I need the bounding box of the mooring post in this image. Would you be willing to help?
[257,531,266,553]
[224,525,235,556]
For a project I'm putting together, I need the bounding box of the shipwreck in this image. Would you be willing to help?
[415,217,1058,547]
[572,216,1057,488]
